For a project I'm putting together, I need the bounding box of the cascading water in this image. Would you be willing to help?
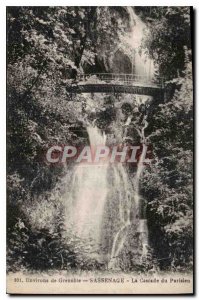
[125,7,155,82]
[65,7,154,269]
[106,161,135,269]
[66,126,108,245]
[108,7,153,267]
[108,118,150,269]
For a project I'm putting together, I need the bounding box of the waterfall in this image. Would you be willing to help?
[107,7,152,268]
[126,6,155,81]
[65,123,148,269]
[64,7,153,269]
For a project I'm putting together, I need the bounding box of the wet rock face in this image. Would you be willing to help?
[110,50,133,74]
[121,102,133,116]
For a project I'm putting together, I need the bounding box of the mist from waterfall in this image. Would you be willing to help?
[66,127,108,245]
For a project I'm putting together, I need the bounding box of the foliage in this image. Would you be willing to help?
[7,6,126,272]
[7,217,105,272]
[135,6,191,80]
[141,57,193,271]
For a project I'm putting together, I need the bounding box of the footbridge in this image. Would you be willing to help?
[67,73,164,97]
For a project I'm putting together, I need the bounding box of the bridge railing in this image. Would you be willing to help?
[77,73,164,88]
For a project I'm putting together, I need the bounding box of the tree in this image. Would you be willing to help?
[7,6,128,272]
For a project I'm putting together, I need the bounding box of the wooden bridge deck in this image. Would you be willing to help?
[68,73,164,96]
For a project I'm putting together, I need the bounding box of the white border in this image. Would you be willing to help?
[0,1,198,299]
[2,0,199,6]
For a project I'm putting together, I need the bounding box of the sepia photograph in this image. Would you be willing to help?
[6,5,193,294]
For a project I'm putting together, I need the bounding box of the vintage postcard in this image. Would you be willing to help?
[7,6,193,294]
